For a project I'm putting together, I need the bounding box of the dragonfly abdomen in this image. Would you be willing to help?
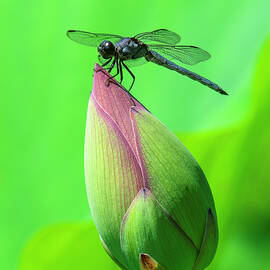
[146,50,227,95]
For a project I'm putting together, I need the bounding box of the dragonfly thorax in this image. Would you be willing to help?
[115,38,148,60]
[98,40,116,59]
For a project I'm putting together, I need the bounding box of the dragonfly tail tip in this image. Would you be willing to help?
[219,89,229,95]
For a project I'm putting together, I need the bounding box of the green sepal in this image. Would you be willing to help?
[120,188,197,270]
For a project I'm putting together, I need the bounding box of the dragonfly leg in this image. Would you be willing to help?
[108,59,119,78]
[95,57,112,73]
[119,60,123,84]
[108,58,116,73]
[122,61,135,91]
[101,58,113,68]
[106,58,120,87]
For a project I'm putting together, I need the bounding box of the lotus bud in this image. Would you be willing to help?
[84,64,218,270]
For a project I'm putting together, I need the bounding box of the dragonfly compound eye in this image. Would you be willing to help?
[98,40,115,59]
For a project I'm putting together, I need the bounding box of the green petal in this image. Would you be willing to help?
[132,109,218,250]
[120,188,197,270]
[84,96,143,267]
[192,209,218,270]
[100,235,129,270]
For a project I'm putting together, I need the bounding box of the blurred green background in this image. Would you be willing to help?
[1,0,270,269]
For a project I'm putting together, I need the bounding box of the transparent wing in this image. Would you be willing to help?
[123,57,147,68]
[148,44,211,65]
[66,30,124,47]
[134,29,181,45]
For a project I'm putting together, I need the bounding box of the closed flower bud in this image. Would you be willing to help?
[84,64,218,270]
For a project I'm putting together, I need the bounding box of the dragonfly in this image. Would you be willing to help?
[66,29,227,95]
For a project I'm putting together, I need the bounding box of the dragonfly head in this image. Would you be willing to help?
[98,40,115,59]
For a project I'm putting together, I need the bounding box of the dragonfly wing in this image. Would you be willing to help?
[123,57,147,68]
[134,29,181,45]
[66,30,124,47]
[148,44,211,65]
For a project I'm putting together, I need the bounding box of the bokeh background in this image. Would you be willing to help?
[1,0,270,269]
